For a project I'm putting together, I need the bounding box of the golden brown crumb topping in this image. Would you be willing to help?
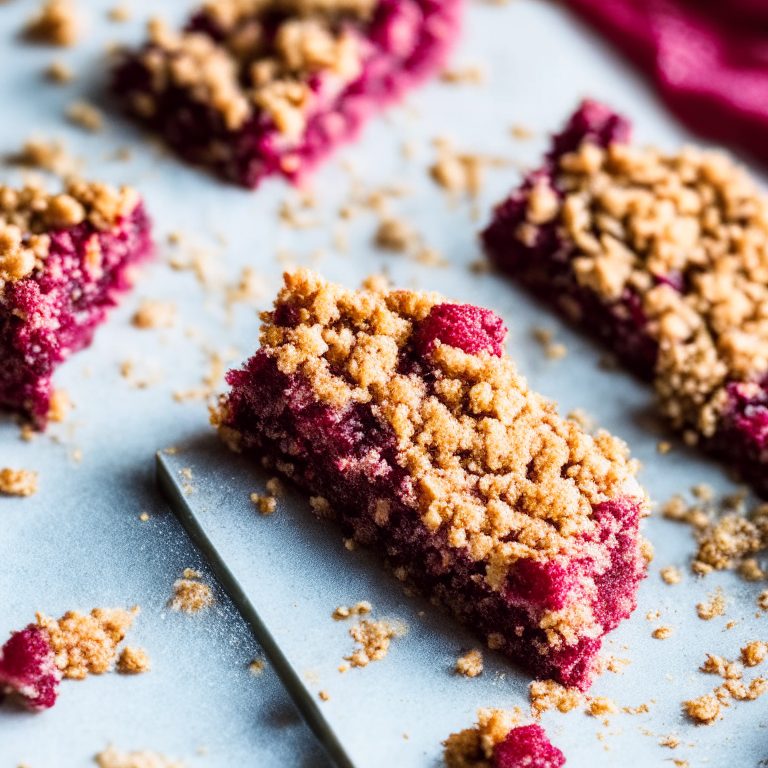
[741,641,767,667]
[586,697,617,717]
[683,693,720,724]
[132,300,177,329]
[332,600,371,619]
[344,618,404,667]
[48,389,72,423]
[66,100,104,132]
[233,270,646,640]
[660,566,681,584]
[443,709,520,768]
[697,591,726,620]
[528,679,581,716]
[25,0,78,46]
[456,649,483,678]
[132,0,371,137]
[170,577,214,613]
[0,468,38,497]
[527,140,768,437]
[37,607,138,679]
[95,747,186,768]
[117,646,151,674]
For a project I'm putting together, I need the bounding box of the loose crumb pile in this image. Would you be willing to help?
[46,60,74,83]
[532,327,567,360]
[250,492,277,514]
[25,0,78,46]
[95,747,186,768]
[456,649,483,678]
[48,389,72,422]
[169,574,213,614]
[9,138,79,177]
[528,679,581,716]
[332,601,371,620]
[344,618,405,668]
[586,697,618,718]
[430,137,508,205]
[37,607,139,679]
[659,734,682,749]
[132,300,177,329]
[697,590,726,620]
[443,708,521,768]
[66,101,104,132]
[660,566,681,584]
[117,646,150,674]
[652,626,673,639]
[0,468,38,496]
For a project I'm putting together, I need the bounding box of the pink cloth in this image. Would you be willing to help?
[563,0,768,163]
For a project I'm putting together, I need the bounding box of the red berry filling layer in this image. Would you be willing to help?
[493,724,565,768]
[0,626,59,711]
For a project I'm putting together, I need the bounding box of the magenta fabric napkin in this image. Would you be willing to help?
[563,0,768,164]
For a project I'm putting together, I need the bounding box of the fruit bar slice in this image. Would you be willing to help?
[0,180,153,429]
[212,269,649,690]
[443,710,565,768]
[111,0,461,189]
[0,607,138,711]
[482,99,768,496]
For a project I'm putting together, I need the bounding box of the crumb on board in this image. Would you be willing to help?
[182,568,201,579]
[265,477,284,497]
[0,468,38,497]
[586,697,618,718]
[249,658,266,674]
[659,734,681,749]
[332,601,372,620]
[532,326,567,360]
[511,124,534,140]
[25,0,78,46]
[95,746,186,768]
[683,694,720,725]
[697,591,726,620]
[442,708,521,768]
[606,657,630,674]
[48,389,72,422]
[65,101,103,132]
[429,137,508,200]
[117,646,150,674]
[108,4,130,22]
[345,619,405,668]
[169,576,213,614]
[139,512,149,522]
[374,216,418,253]
[45,59,74,83]
[455,649,483,678]
[738,558,764,581]
[9,138,78,177]
[319,690,330,701]
[660,566,681,584]
[657,440,672,454]
[529,679,581,715]
[653,626,673,640]
[250,493,276,515]
[132,299,177,329]
[741,641,768,667]
[439,64,485,85]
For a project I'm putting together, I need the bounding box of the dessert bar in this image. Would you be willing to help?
[212,269,649,690]
[112,0,461,188]
[0,180,152,429]
[482,100,768,496]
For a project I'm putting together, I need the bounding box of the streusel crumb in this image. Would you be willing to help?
[95,747,186,768]
[37,607,138,679]
[0,468,38,496]
[741,641,767,667]
[586,697,618,717]
[11,138,78,177]
[25,0,78,46]
[250,492,276,514]
[683,694,720,724]
[652,626,673,639]
[456,649,483,678]
[660,566,681,585]
[659,734,681,749]
[46,60,74,83]
[332,601,371,620]
[170,578,213,613]
[117,646,150,674]
[529,679,581,715]
[697,591,726,620]
[66,101,103,132]
[345,619,403,668]
[47,390,72,423]
[132,299,176,329]
[443,708,520,767]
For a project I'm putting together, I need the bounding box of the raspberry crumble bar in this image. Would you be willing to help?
[111,0,461,188]
[212,270,649,689]
[0,607,138,711]
[0,180,153,429]
[444,709,565,768]
[483,100,768,497]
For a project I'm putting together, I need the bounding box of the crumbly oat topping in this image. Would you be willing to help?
[95,747,186,768]
[66,101,104,132]
[319,689,330,701]
[25,0,78,46]
[530,139,768,437]
[10,138,79,178]
[456,649,483,678]
[374,216,418,253]
[169,577,213,613]
[231,270,647,646]
[0,468,38,497]
[652,626,673,639]
[683,693,720,724]
[443,708,520,768]
[529,679,581,716]
[36,607,138,679]
[132,1,370,138]
[344,618,404,668]
[430,138,507,202]
[117,646,150,674]
[741,641,767,667]
[697,591,726,620]
[48,389,72,422]
[132,300,177,329]
[659,734,681,749]
[586,697,617,717]
[332,601,371,620]
[660,566,681,584]
[250,492,276,514]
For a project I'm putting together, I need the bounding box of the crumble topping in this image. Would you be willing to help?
[443,708,520,768]
[48,390,72,422]
[250,492,277,514]
[25,0,78,46]
[131,1,370,138]
[0,468,38,496]
[243,270,647,617]
[527,139,768,437]
[95,747,186,768]
[659,734,681,749]
[132,300,177,329]
[683,694,720,725]
[344,618,404,668]
[697,591,726,620]
[36,607,138,679]
[10,138,79,178]
[652,626,673,639]
[116,646,150,674]
[66,101,104,132]
[456,649,483,678]
[741,641,767,667]
[332,601,371,620]
[586,697,617,717]
[169,576,213,613]
[46,60,74,83]
[660,566,681,584]
[529,679,581,715]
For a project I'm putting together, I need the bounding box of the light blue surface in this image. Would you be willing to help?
[1,0,767,766]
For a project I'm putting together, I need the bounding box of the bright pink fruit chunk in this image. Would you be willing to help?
[493,724,565,768]
[0,626,60,711]
[416,303,507,358]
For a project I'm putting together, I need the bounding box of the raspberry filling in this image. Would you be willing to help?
[493,724,566,768]
[415,302,508,358]
[0,626,60,711]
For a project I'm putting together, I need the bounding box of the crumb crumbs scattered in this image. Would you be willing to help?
[117,646,150,674]
[455,649,483,678]
[622,703,649,714]
[66,101,103,132]
[332,601,372,620]
[249,659,266,675]
[532,326,567,360]
[683,694,721,724]
[139,513,149,522]
[758,591,768,610]
[48,389,72,422]
[660,566,681,585]
[374,216,418,253]
[0,467,38,497]
[169,575,213,614]
[659,734,681,749]
[345,619,405,668]
[653,626,673,640]
[95,747,186,768]
[10,138,79,177]
[742,641,768,667]
[697,591,726,620]
[657,440,672,454]
[45,59,74,83]
[511,124,534,140]
[25,0,78,46]
[606,657,630,674]
[108,4,130,21]
[265,477,284,497]
[439,64,485,85]
[250,493,276,515]
[132,299,176,329]
[318,690,330,701]
[586,697,618,718]
[429,137,507,202]
[182,569,201,579]
[529,679,581,715]
[738,558,764,581]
